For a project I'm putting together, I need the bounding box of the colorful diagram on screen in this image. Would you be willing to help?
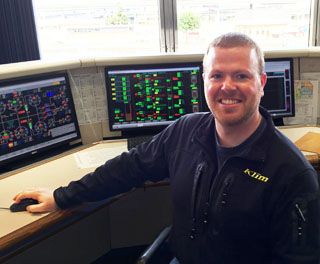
[0,80,73,149]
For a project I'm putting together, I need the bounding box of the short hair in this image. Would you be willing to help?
[203,32,265,75]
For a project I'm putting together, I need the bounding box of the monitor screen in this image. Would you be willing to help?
[0,72,81,167]
[105,63,205,133]
[261,58,295,121]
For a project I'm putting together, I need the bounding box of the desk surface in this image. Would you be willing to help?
[279,125,320,143]
[279,125,320,166]
[0,139,128,260]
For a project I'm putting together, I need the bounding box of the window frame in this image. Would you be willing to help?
[310,0,320,46]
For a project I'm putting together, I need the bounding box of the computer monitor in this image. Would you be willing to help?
[261,58,295,125]
[0,72,81,169]
[105,62,205,136]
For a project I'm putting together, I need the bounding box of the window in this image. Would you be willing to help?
[32,0,315,60]
[176,0,313,53]
[32,0,160,60]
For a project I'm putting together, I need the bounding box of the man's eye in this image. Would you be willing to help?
[211,74,221,79]
[237,74,248,79]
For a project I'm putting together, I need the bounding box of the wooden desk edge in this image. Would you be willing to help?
[305,154,320,165]
[279,125,320,129]
[0,192,127,261]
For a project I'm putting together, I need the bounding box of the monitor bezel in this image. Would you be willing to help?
[105,62,206,133]
[263,57,295,119]
[0,71,81,168]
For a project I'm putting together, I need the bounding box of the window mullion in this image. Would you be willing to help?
[159,0,177,53]
[309,0,319,46]
[172,0,177,52]
[159,0,167,52]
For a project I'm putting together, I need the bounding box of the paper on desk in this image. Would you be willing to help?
[74,146,127,169]
[284,80,318,125]
[294,132,320,154]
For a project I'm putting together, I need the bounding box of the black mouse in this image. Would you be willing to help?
[10,198,39,212]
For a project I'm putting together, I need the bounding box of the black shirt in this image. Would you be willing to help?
[215,116,267,173]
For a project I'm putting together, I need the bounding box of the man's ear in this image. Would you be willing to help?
[260,73,267,97]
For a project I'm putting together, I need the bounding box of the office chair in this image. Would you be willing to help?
[136,225,179,264]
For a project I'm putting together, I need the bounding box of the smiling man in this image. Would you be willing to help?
[203,33,267,147]
[14,33,320,264]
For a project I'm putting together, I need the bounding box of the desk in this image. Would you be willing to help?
[0,139,172,264]
[0,140,127,263]
[280,125,320,169]
[0,140,126,235]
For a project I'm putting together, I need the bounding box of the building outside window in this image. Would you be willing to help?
[32,0,314,60]
[176,0,312,53]
[32,0,160,60]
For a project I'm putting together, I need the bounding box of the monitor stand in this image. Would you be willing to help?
[122,128,164,150]
[273,117,284,127]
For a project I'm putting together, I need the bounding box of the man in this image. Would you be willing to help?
[14,32,320,263]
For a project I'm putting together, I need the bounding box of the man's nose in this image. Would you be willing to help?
[221,77,236,91]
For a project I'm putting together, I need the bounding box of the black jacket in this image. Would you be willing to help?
[54,107,320,263]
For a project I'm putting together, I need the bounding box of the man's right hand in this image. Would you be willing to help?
[13,188,58,213]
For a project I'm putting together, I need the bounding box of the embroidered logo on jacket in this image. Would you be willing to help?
[243,168,269,183]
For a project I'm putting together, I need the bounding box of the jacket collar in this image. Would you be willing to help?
[193,107,275,162]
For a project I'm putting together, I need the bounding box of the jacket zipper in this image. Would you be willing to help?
[210,172,234,234]
[294,202,307,246]
[190,161,207,240]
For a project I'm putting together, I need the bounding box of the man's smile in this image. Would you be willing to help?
[219,99,242,105]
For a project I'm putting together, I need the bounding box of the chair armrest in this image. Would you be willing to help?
[136,225,172,264]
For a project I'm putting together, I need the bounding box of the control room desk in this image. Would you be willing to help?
[280,125,320,170]
[0,140,131,263]
[0,139,172,264]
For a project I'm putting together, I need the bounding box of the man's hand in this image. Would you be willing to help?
[13,188,58,213]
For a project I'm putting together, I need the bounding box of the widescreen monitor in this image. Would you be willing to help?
[261,58,295,125]
[0,72,81,168]
[105,63,205,135]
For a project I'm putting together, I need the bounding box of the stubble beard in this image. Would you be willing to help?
[209,98,261,128]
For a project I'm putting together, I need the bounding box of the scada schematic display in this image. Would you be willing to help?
[0,73,80,165]
[105,63,204,131]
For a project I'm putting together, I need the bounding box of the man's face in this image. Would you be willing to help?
[202,46,266,128]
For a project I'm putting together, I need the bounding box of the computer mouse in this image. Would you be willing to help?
[10,198,39,212]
